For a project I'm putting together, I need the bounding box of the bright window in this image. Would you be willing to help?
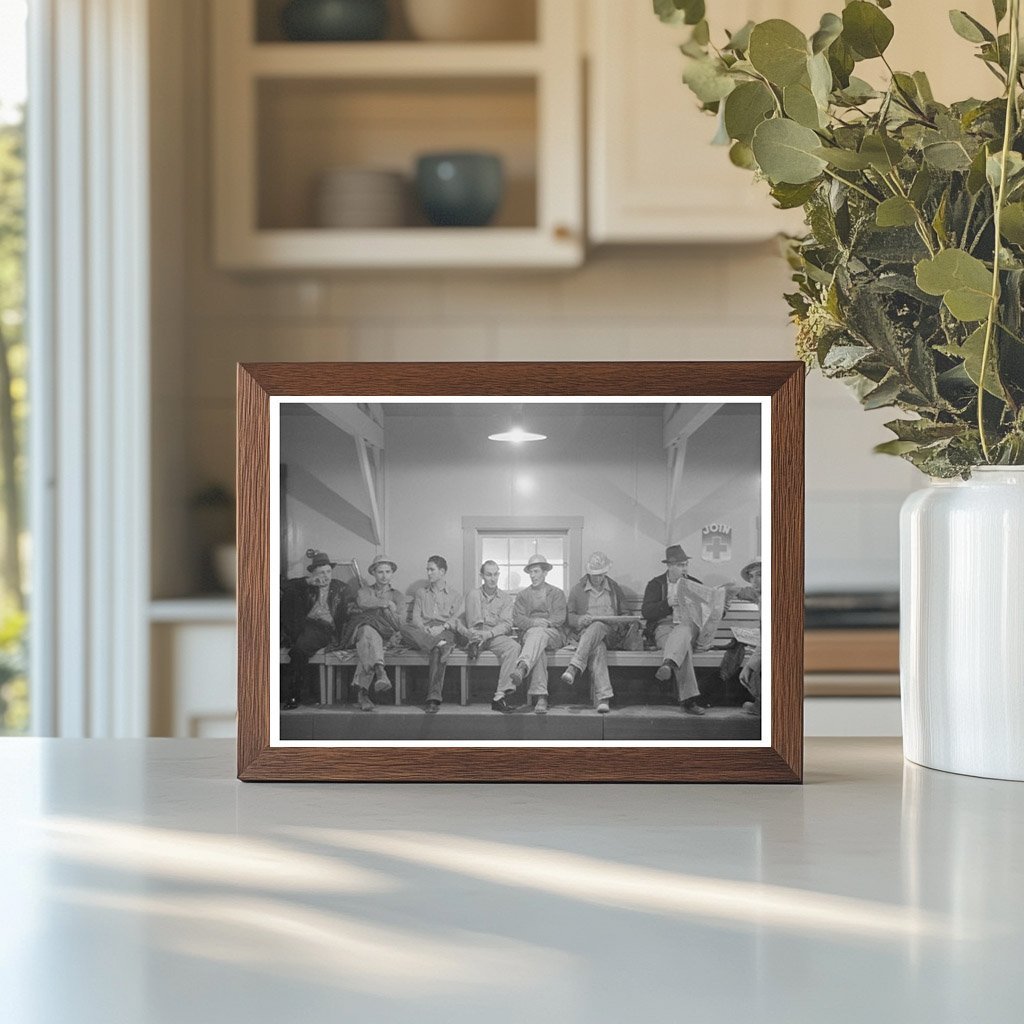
[479,533,568,593]
[0,0,27,735]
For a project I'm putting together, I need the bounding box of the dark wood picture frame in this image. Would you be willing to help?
[237,362,804,782]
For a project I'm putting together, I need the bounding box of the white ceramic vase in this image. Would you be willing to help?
[900,467,1024,780]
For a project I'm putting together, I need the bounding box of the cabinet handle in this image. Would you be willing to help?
[553,224,574,241]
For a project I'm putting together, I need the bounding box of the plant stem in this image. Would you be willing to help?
[979,0,1021,462]
[822,167,880,205]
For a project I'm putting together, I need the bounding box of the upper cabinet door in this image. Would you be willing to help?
[587,0,805,244]
[587,0,1001,245]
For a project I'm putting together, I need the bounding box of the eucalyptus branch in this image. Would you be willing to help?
[822,167,881,205]
[979,0,1021,461]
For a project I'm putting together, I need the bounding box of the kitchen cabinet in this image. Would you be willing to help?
[586,0,999,244]
[211,0,583,269]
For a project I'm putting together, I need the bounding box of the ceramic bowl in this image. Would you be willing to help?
[415,152,504,227]
[281,0,388,42]
[403,0,535,42]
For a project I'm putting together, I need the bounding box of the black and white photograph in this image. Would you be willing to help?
[271,397,770,746]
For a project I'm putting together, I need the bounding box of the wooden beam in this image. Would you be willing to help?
[355,438,383,546]
[312,404,384,449]
[663,403,723,448]
[665,440,687,542]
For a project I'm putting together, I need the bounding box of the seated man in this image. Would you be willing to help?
[717,559,762,712]
[280,549,350,710]
[461,560,522,715]
[641,544,707,716]
[400,555,462,714]
[561,551,632,714]
[344,553,404,712]
[509,553,567,715]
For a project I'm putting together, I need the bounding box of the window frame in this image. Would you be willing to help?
[461,516,583,597]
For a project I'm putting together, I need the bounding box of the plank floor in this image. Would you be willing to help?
[280,703,762,742]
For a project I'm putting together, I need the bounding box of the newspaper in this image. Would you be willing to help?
[676,578,728,651]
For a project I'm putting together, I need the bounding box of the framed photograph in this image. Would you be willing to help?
[238,362,804,782]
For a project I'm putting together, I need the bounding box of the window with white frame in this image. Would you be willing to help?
[480,533,569,593]
[462,516,583,595]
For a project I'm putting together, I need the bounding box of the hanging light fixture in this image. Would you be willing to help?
[488,425,547,443]
[488,405,546,443]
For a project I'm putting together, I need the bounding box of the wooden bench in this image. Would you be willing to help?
[305,603,760,706]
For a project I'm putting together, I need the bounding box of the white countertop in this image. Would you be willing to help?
[0,738,1020,1023]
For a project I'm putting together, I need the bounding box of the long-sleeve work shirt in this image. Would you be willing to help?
[464,586,515,638]
[513,582,567,633]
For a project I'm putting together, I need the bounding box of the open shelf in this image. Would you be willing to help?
[257,76,538,231]
[254,0,539,44]
[213,0,581,268]
[249,42,544,77]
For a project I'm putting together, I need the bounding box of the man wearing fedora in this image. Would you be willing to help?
[280,549,351,710]
[510,553,567,714]
[344,553,405,712]
[463,559,522,715]
[641,544,707,716]
[400,554,463,714]
[562,551,633,714]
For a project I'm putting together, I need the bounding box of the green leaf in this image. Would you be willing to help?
[723,81,775,145]
[884,418,963,443]
[860,133,904,173]
[874,439,922,455]
[909,164,933,205]
[748,20,809,87]
[751,118,828,184]
[784,80,825,129]
[967,144,991,194]
[729,140,757,169]
[1000,203,1024,245]
[837,76,879,104]
[810,13,843,54]
[986,150,1024,191]
[827,36,856,89]
[691,19,710,45]
[682,57,736,104]
[807,51,833,110]
[724,20,755,53]
[653,0,705,26]
[939,325,1006,398]
[993,0,1008,24]
[842,1,894,59]
[922,140,972,171]
[876,197,918,228]
[948,10,994,44]
[862,374,903,409]
[912,71,935,104]
[770,180,820,209]
[813,146,872,170]
[915,250,994,322]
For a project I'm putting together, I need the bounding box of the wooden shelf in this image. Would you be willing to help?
[249,42,544,78]
[217,226,580,270]
[804,629,899,674]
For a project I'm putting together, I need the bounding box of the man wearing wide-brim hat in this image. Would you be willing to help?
[562,551,633,714]
[640,544,707,716]
[280,549,351,710]
[509,553,568,714]
[343,553,405,711]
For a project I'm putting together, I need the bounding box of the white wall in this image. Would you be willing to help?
[278,403,761,599]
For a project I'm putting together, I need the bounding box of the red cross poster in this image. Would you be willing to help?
[701,523,732,563]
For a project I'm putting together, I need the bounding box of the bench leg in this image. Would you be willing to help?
[460,666,468,706]
[319,665,327,706]
[394,666,403,706]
